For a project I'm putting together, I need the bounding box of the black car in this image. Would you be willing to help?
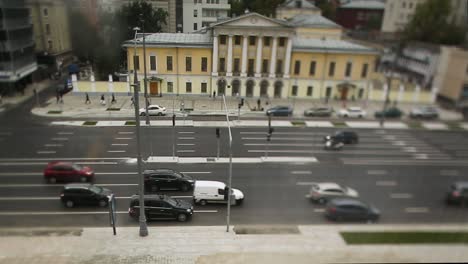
[266,106,293,116]
[144,169,195,192]
[446,182,468,205]
[325,198,380,222]
[128,194,193,222]
[60,183,112,208]
[323,131,359,144]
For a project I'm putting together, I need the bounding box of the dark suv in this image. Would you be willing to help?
[446,182,468,205]
[128,195,193,222]
[144,169,195,192]
[60,183,112,208]
[324,131,359,144]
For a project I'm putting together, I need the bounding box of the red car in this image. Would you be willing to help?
[43,162,95,183]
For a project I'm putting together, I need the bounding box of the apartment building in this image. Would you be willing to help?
[183,0,230,33]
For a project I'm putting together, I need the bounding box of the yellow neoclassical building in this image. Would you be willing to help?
[123,7,381,101]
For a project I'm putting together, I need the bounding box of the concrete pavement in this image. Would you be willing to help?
[1,225,468,264]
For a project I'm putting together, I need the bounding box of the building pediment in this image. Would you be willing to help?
[212,12,290,29]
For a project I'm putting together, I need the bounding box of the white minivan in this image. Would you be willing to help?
[193,180,244,205]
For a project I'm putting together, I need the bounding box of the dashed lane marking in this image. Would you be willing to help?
[118,132,134,135]
[376,181,397,187]
[367,170,387,175]
[405,207,429,213]
[111,144,128,146]
[390,193,413,199]
[115,137,132,140]
[313,208,325,213]
[440,170,459,176]
[51,138,68,141]
[178,132,195,134]
[291,171,312,175]
[107,150,126,153]
[0,210,217,215]
[57,132,74,135]
[178,137,195,140]
[44,144,63,147]
[296,182,317,186]
[177,150,195,153]
[177,143,195,146]
[37,151,56,154]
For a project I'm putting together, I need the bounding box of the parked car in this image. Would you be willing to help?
[44,162,94,183]
[446,182,468,206]
[374,107,403,118]
[325,198,380,222]
[337,107,367,118]
[410,106,439,119]
[144,169,195,192]
[128,194,193,222]
[139,104,167,116]
[266,106,293,116]
[304,107,334,117]
[323,131,359,144]
[193,180,244,205]
[60,183,112,208]
[309,183,358,204]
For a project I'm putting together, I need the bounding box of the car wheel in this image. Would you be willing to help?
[98,199,108,207]
[199,199,207,206]
[317,198,326,204]
[48,177,57,184]
[177,213,188,222]
[140,112,146,116]
[80,176,87,183]
[65,200,74,208]
[180,184,190,192]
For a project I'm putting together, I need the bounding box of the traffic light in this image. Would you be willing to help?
[216,127,220,138]
[172,114,176,127]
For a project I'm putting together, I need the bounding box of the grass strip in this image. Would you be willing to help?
[234,225,300,235]
[125,121,136,126]
[405,120,423,129]
[341,231,468,244]
[47,110,62,114]
[445,121,462,131]
[331,121,348,128]
[83,121,97,126]
[291,121,306,127]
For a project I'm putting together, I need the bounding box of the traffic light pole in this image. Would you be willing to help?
[216,127,220,160]
[172,114,176,160]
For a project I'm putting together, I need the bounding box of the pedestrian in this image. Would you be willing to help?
[56,92,60,104]
[85,93,91,104]
[257,98,261,109]
[100,94,106,105]
[213,91,216,99]
[60,94,64,104]
[130,96,134,107]
[111,93,116,104]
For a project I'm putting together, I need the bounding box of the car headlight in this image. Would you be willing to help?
[186,209,192,213]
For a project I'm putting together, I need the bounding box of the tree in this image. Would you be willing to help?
[403,0,466,45]
[68,9,100,63]
[315,0,336,20]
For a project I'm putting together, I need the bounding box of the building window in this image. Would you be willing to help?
[167,56,173,71]
[328,62,335,77]
[234,35,241,45]
[361,63,368,78]
[309,61,316,75]
[345,62,352,77]
[248,59,255,75]
[295,0,302,8]
[264,37,270,46]
[46,24,50,35]
[201,57,207,72]
[194,9,198,17]
[186,82,192,93]
[150,56,156,71]
[294,60,301,75]
[276,59,282,74]
[279,37,286,47]
[219,58,225,72]
[307,86,313,96]
[409,2,413,8]
[249,36,256,46]
[133,55,140,71]
[262,59,269,73]
[186,57,192,72]
[201,82,207,93]
[292,85,298,96]
[220,35,227,45]
[167,82,173,93]
[233,58,240,73]
[402,1,406,8]
[193,23,198,31]
[43,8,48,16]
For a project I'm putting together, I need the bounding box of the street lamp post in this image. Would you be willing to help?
[141,15,150,125]
[379,45,399,127]
[132,27,148,237]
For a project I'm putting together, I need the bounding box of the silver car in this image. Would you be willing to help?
[308,182,359,204]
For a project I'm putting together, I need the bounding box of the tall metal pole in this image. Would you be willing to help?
[133,27,148,237]
[380,45,398,127]
[223,95,233,232]
[141,16,150,124]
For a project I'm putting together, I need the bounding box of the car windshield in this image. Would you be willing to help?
[165,197,178,207]
[89,185,102,194]
[71,164,83,170]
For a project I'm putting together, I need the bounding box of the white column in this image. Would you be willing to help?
[241,35,248,77]
[91,74,96,93]
[108,74,114,93]
[397,84,405,102]
[126,75,130,94]
[255,36,263,78]
[226,35,233,77]
[269,36,278,78]
[431,86,438,103]
[413,84,421,103]
[212,35,218,76]
[283,38,292,78]
[72,74,79,92]
[368,81,374,101]
[382,83,388,101]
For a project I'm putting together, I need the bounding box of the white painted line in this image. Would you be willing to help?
[107,150,126,153]
[96,172,137,175]
[179,137,195,140]
[57,132,74,135]
[291,171,312,175]
[0,211,128,216]
[242,137,313,141]
[296,182,317,186]
[0,197,58,201]
[413,153,428,160]
[44,144,63,147]
[376,181,397,187]
[262,157,318,163]
[0,157,131,161]
[440,170,459,176]
[51,138,68,141]
[178,131,195,134]
[405,207,429,213]
[74,162,118,165]
[367,170,387,175]
[111,144,128,146]
[0,162,48,166]
[181,171,211,174]
[390,193,413,199]
[245,143,317,147]
[115,137,132,140]
[118,132,134,135]
[170,196,194,199]
[193,210,218,213]
[313,208,325,213]
[0,172,40,176]
[177,150,195,153]
[177,143,195,146]
[37,151,56,154]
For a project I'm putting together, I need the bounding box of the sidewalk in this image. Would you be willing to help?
[1,224,467,264]
[0,79,53,111]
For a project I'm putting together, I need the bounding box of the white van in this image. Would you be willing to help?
[193,180,244,205]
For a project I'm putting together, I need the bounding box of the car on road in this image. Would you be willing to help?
[308,182,359,204]
[409,106,439,119]
[325,198,380,222]
[44,162,94,183]
[266,106,293,116]
[323,131,359,144]
[128,194,193,222]
[446,182,468,206]
[60,183,112,208]
[139,104,167,116]
[337,107,366,118]
[193,180,244,205]
[144,169,195,192]
[374,107,403,118]
[304,106,334,117]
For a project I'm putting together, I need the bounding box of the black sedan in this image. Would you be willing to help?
[324,131,359,144]
[325,198,380,222]
[144,169,195,192]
